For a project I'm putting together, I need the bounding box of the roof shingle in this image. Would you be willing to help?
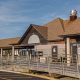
[44,18,64,40]
[0,37,20,48]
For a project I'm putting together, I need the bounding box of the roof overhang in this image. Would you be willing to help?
[59,33,80,38]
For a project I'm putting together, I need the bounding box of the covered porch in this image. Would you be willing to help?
[0,44,37,64]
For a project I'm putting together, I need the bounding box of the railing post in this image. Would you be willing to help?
[29,58,30,70]
[37,51,39,70]
[35,46,39,70]
[62,57,64,75]
[28,49,30,70]
[76,55,79,78]
[77,64,79,78]
[12,45,14,62]
[48,57,50,73]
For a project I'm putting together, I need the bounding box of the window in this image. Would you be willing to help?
[38,51,43,56]
[28,34,40,44]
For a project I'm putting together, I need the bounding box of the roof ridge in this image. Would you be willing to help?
[44,17,63,26]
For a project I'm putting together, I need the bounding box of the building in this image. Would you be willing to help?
[0,10,80,65]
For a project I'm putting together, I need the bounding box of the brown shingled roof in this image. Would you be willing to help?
[32,24,48,39]
[44,18,65,41]
[18,16,80,43]
[0,37,20,48]
[63,18,80,35]
[44,17,80,40]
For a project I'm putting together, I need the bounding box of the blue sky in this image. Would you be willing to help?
[0,0,80,39]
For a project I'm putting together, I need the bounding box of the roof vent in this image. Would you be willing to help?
[70,10,77,21]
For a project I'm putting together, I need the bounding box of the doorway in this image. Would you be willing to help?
[71,43,77,64]
[52,46,58,62]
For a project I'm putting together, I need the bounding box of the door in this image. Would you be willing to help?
[71,44,77,63]
[52,46,58,62]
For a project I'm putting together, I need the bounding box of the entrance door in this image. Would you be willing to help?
[52,46,58,62]
[71,44,77,64]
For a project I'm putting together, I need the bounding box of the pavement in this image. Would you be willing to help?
[0,71,58,80]
[0,71,78,80]
[0,71,55,80]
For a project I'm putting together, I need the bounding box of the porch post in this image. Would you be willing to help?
[66,37,71,66]
[30,52,31,61]
[12,45,15,62]
[26,49,28,61]
[0,48,3,63]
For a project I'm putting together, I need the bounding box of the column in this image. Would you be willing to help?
[12,46,14,62]
[26,49,28,61]
[7,53,9,63]
[30,52,31,61]
[66,37,71,66]
[0,48,3,63]
[28,49,31,61]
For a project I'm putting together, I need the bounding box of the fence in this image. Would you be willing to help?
[0,45,79,78]
[0,57,80,79]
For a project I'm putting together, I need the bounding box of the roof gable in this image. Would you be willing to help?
[18,24,48,44]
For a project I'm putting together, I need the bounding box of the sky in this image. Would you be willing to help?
[0,0,80,39]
